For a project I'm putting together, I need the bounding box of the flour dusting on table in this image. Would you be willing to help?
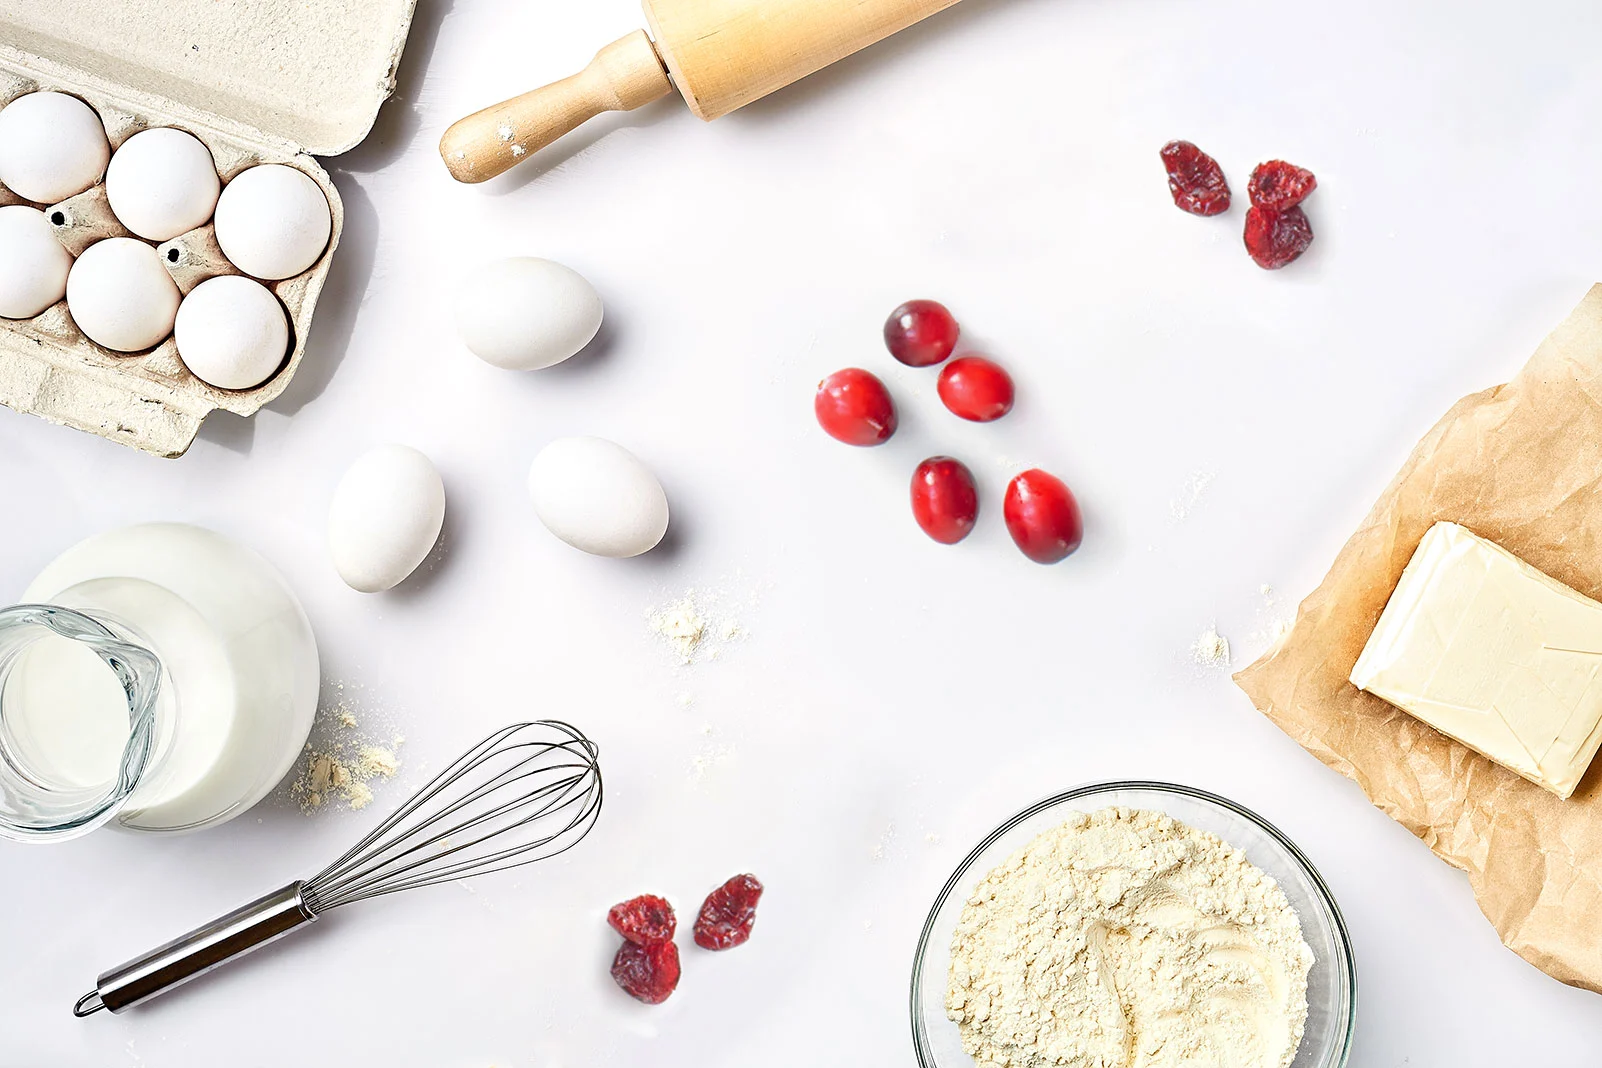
[283,681,405,814]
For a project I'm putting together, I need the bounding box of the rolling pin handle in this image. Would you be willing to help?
[439,30,673,183]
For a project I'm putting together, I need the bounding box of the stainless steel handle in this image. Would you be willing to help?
[74,882,316,1016]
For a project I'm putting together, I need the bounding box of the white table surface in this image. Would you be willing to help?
[6,0,1602,1062]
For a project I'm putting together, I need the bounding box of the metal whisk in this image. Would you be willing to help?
[73,720,602,1017]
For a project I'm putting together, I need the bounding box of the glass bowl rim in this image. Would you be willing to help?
[909,779,1358,1068]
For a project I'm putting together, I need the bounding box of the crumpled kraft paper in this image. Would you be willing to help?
[1236,284,1602,993]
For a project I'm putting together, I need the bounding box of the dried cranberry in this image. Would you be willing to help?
[1003,469,1083,564]
[693,873,764,950]
[884,300,959,367]
[911,457,979,545]
[611,939,680,1004]
[1160,141,1231,216]
[937,356,1014,423]
[1247,160,1317,212]
[608,894,676,945]
[815,368,897,446]
[1243,206,1314,270]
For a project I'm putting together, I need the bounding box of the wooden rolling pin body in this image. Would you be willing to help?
[647,0,965,120]
[440,0,966,182]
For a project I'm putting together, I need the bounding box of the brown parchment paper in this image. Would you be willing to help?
[1236,284,1602,992]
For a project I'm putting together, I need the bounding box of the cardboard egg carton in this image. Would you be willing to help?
[0,0,417,457]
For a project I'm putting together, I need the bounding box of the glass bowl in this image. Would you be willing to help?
[911,781,1355,1068]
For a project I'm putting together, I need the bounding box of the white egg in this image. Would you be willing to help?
[328,445,446,593]
[0,206,71,319]
[105,128,221,241]
[528,437,669,558]
[456,257,602,370]
[0,92,109,204]
[213,164,332,280]
[174,275,289,390]
[66,238,180,352]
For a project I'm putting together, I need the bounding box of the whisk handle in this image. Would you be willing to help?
[74,882,316,1016]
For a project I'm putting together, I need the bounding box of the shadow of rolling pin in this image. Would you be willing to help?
[440,0,967,183]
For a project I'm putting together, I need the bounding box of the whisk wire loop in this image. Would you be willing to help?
[303,721,602,913]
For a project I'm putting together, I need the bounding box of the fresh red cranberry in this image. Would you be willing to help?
[883,300,959,367]
[1003,469,1083,564]
[1243,206,1313,269]
[911,458,979,545]
[1247,160,1317,212]
[611,939,680,1004]
[815,368,896,445]
[1160,141,1231,216]
[608,894,676,945]
[693,873,764,950]
[937,356,1014,422]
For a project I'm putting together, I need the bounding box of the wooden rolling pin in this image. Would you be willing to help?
[440,0,966,183]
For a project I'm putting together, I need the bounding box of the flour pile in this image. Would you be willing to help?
[285,683,404,814]
[947,808,1312,1068]
[647,591,743,665]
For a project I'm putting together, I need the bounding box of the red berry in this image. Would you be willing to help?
[815,368,896,446]
[693,873,764,950]
[1247,160,1317,212]
[611,939,680,1004]
[911,458,978,545]
[884,300,959,367]
[1243,205,1313,270]
[608,894,676,945]
[1160,141,1231,217]
[1003,469,1083,564]
[937,356,1014,423]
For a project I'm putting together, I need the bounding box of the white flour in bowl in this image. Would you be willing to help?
[947,807,1312,1068]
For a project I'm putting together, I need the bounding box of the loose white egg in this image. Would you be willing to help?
[213,164,332,280]
[0,206,71,319]
[66,237,180,352]
[105,128,221,241]
[456,257,602,370]
[174,275,289,390]
[328,444,446,593]
[0,92,109,204]
[528,436,669,558]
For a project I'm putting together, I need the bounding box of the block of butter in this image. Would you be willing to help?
[1351,521,1602,799]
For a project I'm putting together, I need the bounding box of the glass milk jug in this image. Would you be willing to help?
[0,523,318,842]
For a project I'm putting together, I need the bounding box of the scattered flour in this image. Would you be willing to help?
[357,745,400,779]
[689,724,736,786]
[285,681,405,814]
[1191,624,1231,667]
[1169,470,1215,521]
[1252,585,1296,652]
[689,744,734,784]
[871,821,897,861]
[947,808,1313,1068]
[650,598,706,663]
[1192,588,1294,670]
[342,780,374,810]
[647,587,748,665]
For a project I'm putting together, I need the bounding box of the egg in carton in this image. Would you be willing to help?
[0,0,418,457]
